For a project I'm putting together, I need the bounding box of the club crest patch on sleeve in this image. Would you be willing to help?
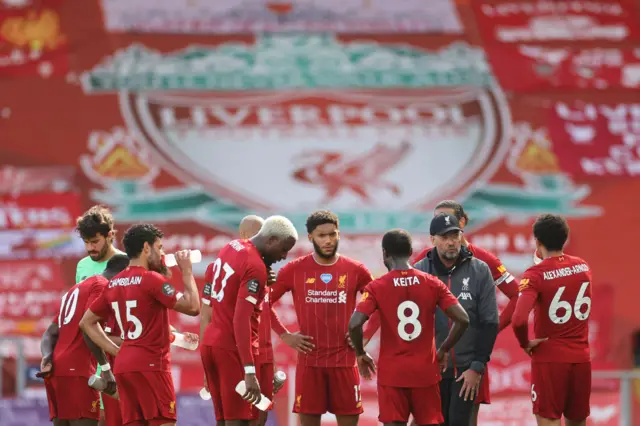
[203,283,212,297]
[162,283,176,297]
[247,279,260,294]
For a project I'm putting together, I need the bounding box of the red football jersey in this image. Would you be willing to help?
[52,275,107,377]
[103,314,121,366]
[356,269,459,387]
[90,266,181,373]
[202,240,268,356]
[513,254,592,363]
[271,254,373,367]
[256,288,273,364]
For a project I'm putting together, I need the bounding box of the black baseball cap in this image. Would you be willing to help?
[430,213,461,236]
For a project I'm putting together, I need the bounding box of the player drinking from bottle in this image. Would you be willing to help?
[201,215,299,426]
[40,254,130,426]
[80,224,201,426]
[349,229,469,426]
[513,214,592,426]
[270,210,374,426]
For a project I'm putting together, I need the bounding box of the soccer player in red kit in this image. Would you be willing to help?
[513,214,592,426]
[200,215,299,425]
[199,215,301,426]
[364,200,519,425]
[269,210,374,426]
[349,229,470,426]
[80,224,201,426]
[39,254,130,426]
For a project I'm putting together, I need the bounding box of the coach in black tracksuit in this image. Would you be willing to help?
[414,213,499,426]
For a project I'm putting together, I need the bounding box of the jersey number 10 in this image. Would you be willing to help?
[549,281,591,325]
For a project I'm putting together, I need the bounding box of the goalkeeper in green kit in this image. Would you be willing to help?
[75,206,124,426]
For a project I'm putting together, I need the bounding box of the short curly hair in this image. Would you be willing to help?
[533,214,569,252]
[382,229,413,258]
[122,224,164,259]
[75,205,114,240]
[306,210,339,234]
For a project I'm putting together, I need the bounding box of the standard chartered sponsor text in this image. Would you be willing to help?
[306,289,347,304]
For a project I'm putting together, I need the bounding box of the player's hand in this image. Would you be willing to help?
[356,353,376,380]
[524,337,548,356]
[183,332,199,346]
[281,332,314,354]
[436,348,448,372]
[174,250,193,273]
[267,268,277,285]
[37,356,52,378]
[456,369,482,401]
[345,332,354,349]
[101,369,117,396]
[242,373,261,405]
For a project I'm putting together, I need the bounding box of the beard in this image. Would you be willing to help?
[89,242,110,261]
[151,255,171,277]
[441,248,460,261]
[312,239,339,259]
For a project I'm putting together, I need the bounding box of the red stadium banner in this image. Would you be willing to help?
[0,259,65,335]
[0,165,77,195]
[0,1,69,77]
[486,44,640,92]
[0,192,83,230]
[473,1,640,43]
[548,102,640,178]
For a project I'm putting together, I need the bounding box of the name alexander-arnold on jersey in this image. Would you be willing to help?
[109,276,143,288]
[543,264,589,281]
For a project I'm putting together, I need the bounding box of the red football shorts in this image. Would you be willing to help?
[115,371,177,426]
[531,361,591,421]
[475,365,491,404]
[44,375,101,420]
[201,345,258,421]
[103,392,123,426]
[294,364,362,416]
[377,383,443,425]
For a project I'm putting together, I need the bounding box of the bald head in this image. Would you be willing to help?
[239,215,265,239]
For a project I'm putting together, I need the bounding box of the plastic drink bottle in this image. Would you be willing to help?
[164,250,202,267]
[88,375,119,400]
[170,332,199,350]
[274,370,287,388]
[200,387,211,400]
[235,380,273,411]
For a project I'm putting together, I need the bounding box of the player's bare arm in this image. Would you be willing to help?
[82,332,117,395]
[348,311,376,380]
[439,304,470,371]
[172,250,201,316]
[79,310,120,357]
[38,322,59,377]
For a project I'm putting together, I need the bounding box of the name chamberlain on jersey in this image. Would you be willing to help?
[110,276,143,287]
[306,289,347,304]
[542,264,590,281]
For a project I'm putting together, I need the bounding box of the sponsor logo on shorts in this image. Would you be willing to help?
[295,395,302,410]
[169,401,176,413]
[306,289,346,304]
[91,400,98,412]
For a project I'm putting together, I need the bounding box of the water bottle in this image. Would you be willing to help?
[88,375,119,400]
[235,380,273,411]
[274,370,287,389]
[164,250,202,267]
[170,332,199,350]
[200,387,211,400]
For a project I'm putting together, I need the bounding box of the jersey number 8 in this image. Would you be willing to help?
[549,281,591,325]
[397,301,422,342]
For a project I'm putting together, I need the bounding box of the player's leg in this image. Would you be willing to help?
[328,367,363,426]
[250,362,274,426]
[201,345,226,425]
[294,364,327,426]
[410,384,444,426]
[53,420,71,426]
[69,419,98,426]
[438,377,453,426]
[377,384,410,426]
[211,348,256,426]
[530,362,568,426]
[563,361,591,426]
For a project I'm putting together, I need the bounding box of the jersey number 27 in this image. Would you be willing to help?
[210,258,236,302]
